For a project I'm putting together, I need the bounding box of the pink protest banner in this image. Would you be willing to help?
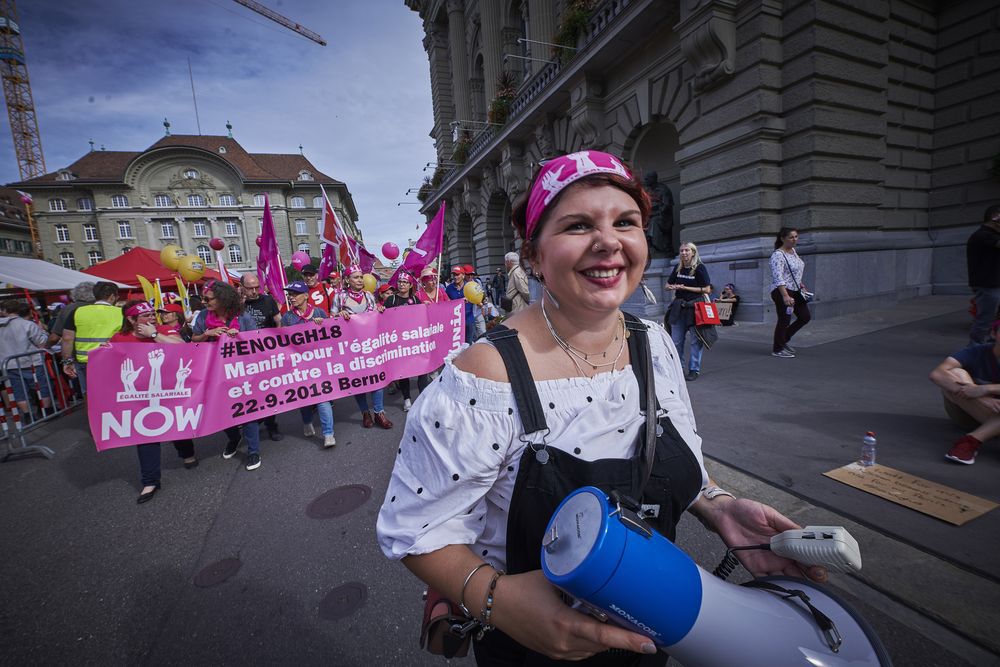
[87,300,466,450]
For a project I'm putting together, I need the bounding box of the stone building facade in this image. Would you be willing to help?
[0,188,35,258]
[406,0,1000,321]
[10,134,360,275]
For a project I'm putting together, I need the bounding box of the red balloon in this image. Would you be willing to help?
[209,237,225,251]
[255,235,262,247]
[381,242,400,260]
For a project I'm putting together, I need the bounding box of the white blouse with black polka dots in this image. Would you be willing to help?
[376,320,708,570]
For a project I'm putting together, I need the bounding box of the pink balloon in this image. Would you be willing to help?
[255,235,262,247]
[209,237,225,251]
[291,250,311,270]
[381,242,400,260]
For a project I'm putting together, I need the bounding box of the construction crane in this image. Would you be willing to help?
[0,0,43,257]
[232,0,326,46]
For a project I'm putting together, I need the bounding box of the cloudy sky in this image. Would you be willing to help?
[0,0,436,255]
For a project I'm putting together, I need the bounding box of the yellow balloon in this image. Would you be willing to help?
[160,244,185,270]
[362,273,377,293]
[177,255,205,282]
[463,281,484,305]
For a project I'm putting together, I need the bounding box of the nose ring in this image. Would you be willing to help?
[593,241,602,252]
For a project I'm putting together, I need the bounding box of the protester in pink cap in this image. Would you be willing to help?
[417,267,448,304]
[378,150,825,664]
[445,264,476,344]
[384,271,425,411]
[109,300,195,504]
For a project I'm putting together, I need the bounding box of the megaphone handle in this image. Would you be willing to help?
[744,580,843,653]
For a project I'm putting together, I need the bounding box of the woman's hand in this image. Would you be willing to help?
[225,328,239,337]
[699,497,827,582]
[136,322,157,338]
[312,317,325,325]
[491,570,657,660]
[665,283,679,291]
[376,303,385,313]
[339,309,352,320]
[783,295,795,307]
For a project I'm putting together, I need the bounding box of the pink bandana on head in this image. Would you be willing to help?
[347,264,362,276]
[525,150,632,240]
[125,302,154,318]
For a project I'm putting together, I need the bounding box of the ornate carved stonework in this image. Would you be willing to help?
[499,142,526,198]
[569,78,606,146]
[676,0,737,93]
[168,170,215,190]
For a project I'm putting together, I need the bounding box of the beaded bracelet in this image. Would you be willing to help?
[480,568,505,631]
[459,562,492,617]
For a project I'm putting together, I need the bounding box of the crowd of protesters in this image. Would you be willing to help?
[0,260,529,504]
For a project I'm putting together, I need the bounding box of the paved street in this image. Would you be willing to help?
[1,295,998,666]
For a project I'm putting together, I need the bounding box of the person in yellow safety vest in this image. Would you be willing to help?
[60,281,122,395]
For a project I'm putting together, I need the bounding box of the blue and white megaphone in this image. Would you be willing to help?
[541,486,892,667]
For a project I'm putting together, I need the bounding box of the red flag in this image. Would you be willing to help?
[320,184,358,275]
[257,195,286,299]
[390,202,446,285]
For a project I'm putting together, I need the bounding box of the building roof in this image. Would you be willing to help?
[9,135,343,187]
[0,187,30,230]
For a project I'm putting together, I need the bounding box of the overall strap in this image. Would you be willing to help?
[623,312,660,413]
[483,326,548,435]
[622,312,659,496]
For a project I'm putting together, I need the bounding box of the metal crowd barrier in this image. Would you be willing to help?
[1,349,82,462]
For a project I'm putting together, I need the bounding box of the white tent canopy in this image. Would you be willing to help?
[0,257,131,291]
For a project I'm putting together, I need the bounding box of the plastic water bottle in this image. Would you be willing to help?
[859,432,877,467]
[786,305,794,315]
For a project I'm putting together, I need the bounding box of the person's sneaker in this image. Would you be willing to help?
[945,435,981,465]
[362,411,374,428]
[268,429,284,441]
[685,370,699,381]
[222,438,241,459]
[303,423,316,437]
[323,434,337,448]
[403,398,412,412]
[771,349,795,358]
[783,344,796,354]
[374,411,394,429]
[245,453,261,471]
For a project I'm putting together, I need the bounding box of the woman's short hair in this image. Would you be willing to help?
[70,281,96,304]
[504,251,519,264]
[511,168,651,267]
[774,227,798,249]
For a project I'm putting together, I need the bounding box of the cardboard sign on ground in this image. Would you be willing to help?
[823,463,998,526]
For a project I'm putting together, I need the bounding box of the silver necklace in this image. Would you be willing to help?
[541,297,627,371]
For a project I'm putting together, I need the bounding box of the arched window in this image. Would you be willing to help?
[77,198,94,211]
[187,194,205,207]
[83,223,99,241]
[111,194,129,208]
[59,251,77,269]
[290,196,305,208]
[298,170,313,181]
[228,244,243,263]
[184,169,199,179]
[55,224,70,242]
[87,249,103,266]
[197,245,212,263]
[312,196,324,208]
[218,194,235,206]
[154,194,172,207]
[297,242,310,253]
[253,193,265,206]
[49,198,66,212]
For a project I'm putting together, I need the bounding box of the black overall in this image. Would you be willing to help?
[473,314,703,667]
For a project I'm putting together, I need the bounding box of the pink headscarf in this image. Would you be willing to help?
[125,302,154,318]
[525,150,632,240]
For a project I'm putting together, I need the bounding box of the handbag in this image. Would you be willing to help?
[499,295,514,311]
[781,252,815,302]
[419,587,475,658]
[694,299,722,326]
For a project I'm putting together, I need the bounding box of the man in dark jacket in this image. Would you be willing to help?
[966,204,1000,344]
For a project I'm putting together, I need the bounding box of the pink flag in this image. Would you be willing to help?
[390,202,446,285]
[257,195,286,299]
[15,190,32,206]
[357,244,376,274]
[318,241,338,281]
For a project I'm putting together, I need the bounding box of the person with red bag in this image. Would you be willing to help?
[665,242,713,381]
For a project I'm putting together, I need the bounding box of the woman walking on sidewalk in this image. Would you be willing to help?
[665,242,712,380]
[769,227,811,358]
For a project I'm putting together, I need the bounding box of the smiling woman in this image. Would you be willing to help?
[377,150,827,665]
